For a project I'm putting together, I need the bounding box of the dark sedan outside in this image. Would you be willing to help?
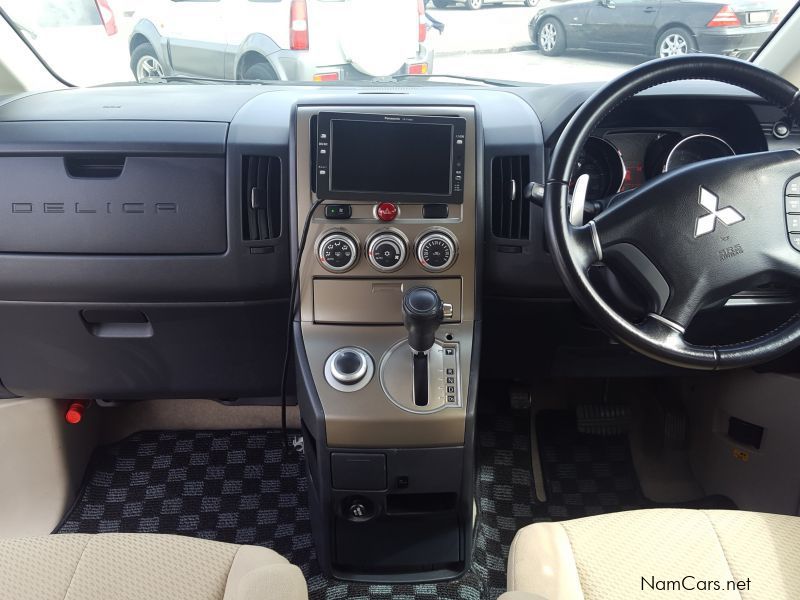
[529,0,782,59]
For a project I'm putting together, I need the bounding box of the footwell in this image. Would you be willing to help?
[56,400,533,600]
[56,403,730,599]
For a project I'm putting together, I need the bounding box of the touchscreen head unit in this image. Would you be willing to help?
[315,112,466,204]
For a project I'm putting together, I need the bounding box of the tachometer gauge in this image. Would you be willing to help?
[571,137,626,201]
[663,134,735,172]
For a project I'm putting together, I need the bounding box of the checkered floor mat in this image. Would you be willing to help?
[534,410,735,518]
[56,430,317,571]
[56,402,534,600]
[536,409,645,520]
[56,406,731,599]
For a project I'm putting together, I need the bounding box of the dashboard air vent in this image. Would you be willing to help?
[491,155,530,239]
[242,155,281,241]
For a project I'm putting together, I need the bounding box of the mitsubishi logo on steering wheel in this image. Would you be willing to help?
[694,187,744,238]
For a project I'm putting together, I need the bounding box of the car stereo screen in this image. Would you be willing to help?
[329,119,453,195]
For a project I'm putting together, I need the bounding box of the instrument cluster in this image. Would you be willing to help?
[571,130,736,202]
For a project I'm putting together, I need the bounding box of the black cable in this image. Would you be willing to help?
[0,7,76,88]
[281,198,325,453]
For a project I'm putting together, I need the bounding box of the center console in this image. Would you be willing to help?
[293,105,480,581]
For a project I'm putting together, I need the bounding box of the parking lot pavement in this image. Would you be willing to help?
[435,48,646,85]
[427,4,542,55]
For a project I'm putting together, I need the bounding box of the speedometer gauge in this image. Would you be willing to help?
[663,134,735,172]
[571,137,626,201]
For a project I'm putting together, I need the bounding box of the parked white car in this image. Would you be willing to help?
[129,0,434,82]
[2,0,127,86]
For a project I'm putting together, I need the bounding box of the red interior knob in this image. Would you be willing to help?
[65,402,86,424]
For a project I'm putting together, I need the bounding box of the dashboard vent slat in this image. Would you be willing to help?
[491,155,530,239]
[242,155,281,241]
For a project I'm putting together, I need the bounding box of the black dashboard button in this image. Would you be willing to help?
[325,205,352,219]
[422,204,449,219]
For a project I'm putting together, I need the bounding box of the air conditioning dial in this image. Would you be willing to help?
[417,231,457,272]
[367,232,407,272]
[318,232,358,272]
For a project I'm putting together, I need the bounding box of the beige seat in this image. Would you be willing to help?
[0,533,307,600]
[503,508,800,600]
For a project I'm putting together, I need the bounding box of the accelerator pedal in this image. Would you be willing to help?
[576,404,631,436]
[645,400,689,451]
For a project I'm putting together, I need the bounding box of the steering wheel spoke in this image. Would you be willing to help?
[547,182,603,274]
[634,313,718,366]
[651,280,706,334]
[571,222,603,272]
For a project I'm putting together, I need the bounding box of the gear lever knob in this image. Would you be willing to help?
[402,286,444,354]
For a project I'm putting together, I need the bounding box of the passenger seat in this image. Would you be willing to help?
[0,533,307,600]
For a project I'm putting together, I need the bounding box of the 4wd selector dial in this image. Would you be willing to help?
[417,231,456,272]
[367,232,407,272]
[318,232,358,272]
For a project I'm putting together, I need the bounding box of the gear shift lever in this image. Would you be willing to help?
[403,287,444,353]
[402,287,444,406]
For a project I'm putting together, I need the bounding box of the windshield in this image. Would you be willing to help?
[1,0,797,88]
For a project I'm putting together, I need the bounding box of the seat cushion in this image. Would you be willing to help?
[0,533,307,600]
[504,508,800,600]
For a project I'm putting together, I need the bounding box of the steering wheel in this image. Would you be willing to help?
[545,54,800,370]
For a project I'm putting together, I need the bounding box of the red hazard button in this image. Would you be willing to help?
[376,202,398,222]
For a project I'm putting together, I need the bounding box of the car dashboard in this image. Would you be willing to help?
[0,80,795,403]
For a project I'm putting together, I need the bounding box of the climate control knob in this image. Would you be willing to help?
[367,232,407,272]
[417,231,456,272]
[318,232,358,272]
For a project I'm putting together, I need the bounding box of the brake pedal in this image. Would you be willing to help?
[509,384,531,411]
[576,404,631,436]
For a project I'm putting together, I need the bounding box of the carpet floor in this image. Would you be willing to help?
[57,403,728,599]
